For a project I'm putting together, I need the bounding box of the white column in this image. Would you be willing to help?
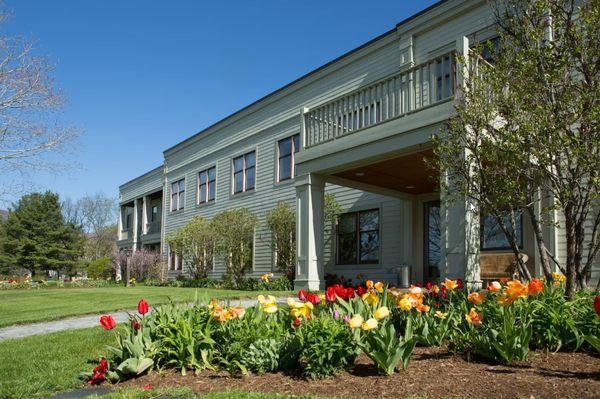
[117,206,124,240]
[132,199,140,252]
[294,173,325,291]
[440,35,481,290]
[142,195,149,235]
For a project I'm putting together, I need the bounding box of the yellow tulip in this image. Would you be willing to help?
[374,306,390,320]
[362,318,378,330]
[374,282,384,293]
[348,314,364,328]
[366,280,374,289]
[263,302,278,313]
[442,278,458,291]
[397,295,412,311]
[362,291,380,306]
[465,308,483,326]
[434,311,447,319]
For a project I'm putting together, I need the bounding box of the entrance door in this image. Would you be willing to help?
[423,201,441,283]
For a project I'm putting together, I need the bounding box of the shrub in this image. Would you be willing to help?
[293,316,356,379]
[167,216,215,279]
[87,257,113,280]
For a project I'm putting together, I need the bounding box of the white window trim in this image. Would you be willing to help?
[231,150,257,195]
[197,165,217,205]
[276,133,300,183]
[170,178,186,212]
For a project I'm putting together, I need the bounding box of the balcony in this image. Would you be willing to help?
[145,221,161,235]
[303,51,456,149]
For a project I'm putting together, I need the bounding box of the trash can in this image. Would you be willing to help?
[397,264,411,288]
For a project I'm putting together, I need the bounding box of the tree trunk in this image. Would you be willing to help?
[125,257,131,287]
[564,205,577,300]
[526,206,554,280]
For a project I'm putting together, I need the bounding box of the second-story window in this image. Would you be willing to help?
[233,151,255,194]
[278,134,300,181]
[170,178,185,211]
[125,207,132,229]
[198,167,216,204]
[151,206,158,222]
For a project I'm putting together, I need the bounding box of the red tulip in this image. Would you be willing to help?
[325,287,336,302]
[99,315,117,330]
[298,290,308,302]
[594,296,600,316]
[457,279,464,289]
[345,287,355,300]
[137,299,149,315]
[357,286,366,297]
[131,320,141,330]
[88,358,108,385]
[307,293,321,305]
[425,282,433,291]
[293,318,301,328]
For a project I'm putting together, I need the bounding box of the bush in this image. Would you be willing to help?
[87,257,113,279]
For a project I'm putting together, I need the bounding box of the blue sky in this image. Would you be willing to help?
[1,0,438,204]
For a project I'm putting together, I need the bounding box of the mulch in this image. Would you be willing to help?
[122,347,600,398]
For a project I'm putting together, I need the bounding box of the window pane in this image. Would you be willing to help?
[208,181,215,200]
[338,233,357,264]
[171,193,177,211]
[234,157,244,173]
[481,211,522,250]
[199,172,207,184]
[338,213,356,234]
[179,179,185,192]
[179,192,185,209]
[360,231,379,263]
[246,166,255,190]
[245,151,256,168]
[293,134,300,153]
[278,137,292,157]
[199,184,207,203]
[171,182,178,194]
[208,167,216,181]
[359,210,379,232]
[234,171,243,193]
[278,155,292,181]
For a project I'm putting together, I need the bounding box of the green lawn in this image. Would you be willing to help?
[0,286,291,327]
[0,327,112,399]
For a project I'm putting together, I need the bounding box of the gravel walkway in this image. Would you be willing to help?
[0,297,274,342]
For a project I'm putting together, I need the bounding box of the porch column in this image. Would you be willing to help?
[132,199,140,252]
[294,173,325,291]
[117,206,124,240]
[439,35,481,290]
[142,195,149,235]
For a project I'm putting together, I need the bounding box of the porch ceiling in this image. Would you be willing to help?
[331,149,437,195]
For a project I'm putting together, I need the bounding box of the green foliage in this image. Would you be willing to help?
[151,303,216,375]
[1,192,85,277]
[356,318,416,375]
[293,316,356,379]
[168,216,215,279]
[410,309,457,347]
[266,202,295,276]
[211,208,258,286]
[87,257,114,279]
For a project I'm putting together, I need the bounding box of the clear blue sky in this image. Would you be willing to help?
[1,0,438,204]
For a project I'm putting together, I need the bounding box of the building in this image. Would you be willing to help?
[117,0,599,290]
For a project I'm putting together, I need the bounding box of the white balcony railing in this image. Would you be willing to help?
[303,51,456,148]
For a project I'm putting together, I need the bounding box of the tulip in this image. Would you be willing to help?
[137,299,149,315]
[366,280,374,289]
[416,304,430,313]
[258,295,278,313]
[374,306,390,320]
[362,291,379,306]
[362,318,378,330]
[505,280,529,301]
[348,314,363,328]
[442,279,458,291]
[307,293,321,305]
[325,287,337,302]
[131,320,141,330]
[409,285,422,295]
[467,292,486,305]
[594,296,600,316]
[357,286,366,297]
[487,281,502,292]
[397,295,412,312]
[293,318,301,328]
[425,282,433,291]
[465,308,483,326]
[434,311,447,319]
[528,278,544,295]
[374,282,384,293]
[99,315,117,330]
[343,315,351,323]
[298,290,308,302]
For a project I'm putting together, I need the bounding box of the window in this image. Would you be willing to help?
[170,179,185,211]
[198,166,216,204]
[233,151,256,194]
[151,206,158,222]
[336,209,380,265]
[169,246,183,271]
[481,37,500,63]
[277,134,300,181]
[124,208,132,229]
[480,210,523,251]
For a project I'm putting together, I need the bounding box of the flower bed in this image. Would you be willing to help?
[82,276,600,390]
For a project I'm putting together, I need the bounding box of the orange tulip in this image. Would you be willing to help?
[465,308,483,326]
[527,278,544,295]
[365,280,374,290]
[442,278,458,291]
[467,291,486,305]
[487,281,502,292]
[505,279,529,301]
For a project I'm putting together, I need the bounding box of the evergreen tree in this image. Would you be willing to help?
[1,192,85,278]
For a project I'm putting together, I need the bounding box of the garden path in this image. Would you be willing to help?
[0,297,283,341]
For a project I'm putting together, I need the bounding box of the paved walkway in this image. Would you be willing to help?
[0,297,272,342]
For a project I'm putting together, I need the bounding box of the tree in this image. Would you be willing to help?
[0,10,78,198]
[266,194,342,278]
[433,0,599,298]
[211,208,258,286]
[168,216,215,279]
[1,192,85,278]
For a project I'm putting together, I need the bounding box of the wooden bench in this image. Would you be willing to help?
[480,252,528,282]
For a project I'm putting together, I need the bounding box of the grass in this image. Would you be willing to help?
[0,327,112,399]
[0,286,291,327]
